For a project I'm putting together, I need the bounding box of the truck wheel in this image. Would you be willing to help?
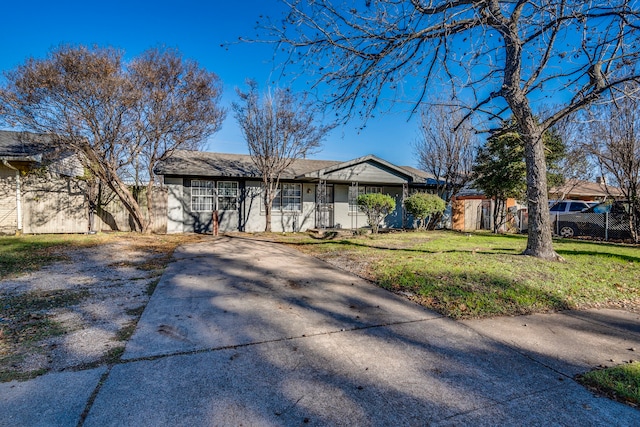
[559,224,577,238]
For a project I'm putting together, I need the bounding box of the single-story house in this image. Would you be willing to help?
[153,150,437,233]
[0,130,166,235]
[549,178,625,201]
[0,130,90,234]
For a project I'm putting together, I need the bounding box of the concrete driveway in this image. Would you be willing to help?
[3,236,640,426]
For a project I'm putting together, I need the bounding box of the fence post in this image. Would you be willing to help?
[213,210,219,236]
[605,212,609,241]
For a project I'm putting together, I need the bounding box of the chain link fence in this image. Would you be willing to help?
[555,212,633,241]
[517,204,638,242]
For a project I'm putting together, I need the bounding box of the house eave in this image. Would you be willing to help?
[0,154,43,163]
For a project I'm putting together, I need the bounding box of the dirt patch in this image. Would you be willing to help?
[0,234,206,382]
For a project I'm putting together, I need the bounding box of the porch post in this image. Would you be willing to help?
[317,179,326,229]
[402,183,408,229]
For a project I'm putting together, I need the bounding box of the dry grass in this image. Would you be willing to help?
[0,232,208,382]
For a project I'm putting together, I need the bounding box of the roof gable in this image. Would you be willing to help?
[300,154,417,184]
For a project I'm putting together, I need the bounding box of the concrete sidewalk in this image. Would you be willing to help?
[2,237,639,426]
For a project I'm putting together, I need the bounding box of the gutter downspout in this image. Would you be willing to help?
[2,160,22,234]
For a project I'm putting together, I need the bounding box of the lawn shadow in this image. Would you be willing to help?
[278,238,525,257]
[381,269,573,319]
[85,235,640,425]
[555,249,640,263]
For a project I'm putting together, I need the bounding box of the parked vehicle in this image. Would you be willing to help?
[549,200,596,217]
[556,201,633,239]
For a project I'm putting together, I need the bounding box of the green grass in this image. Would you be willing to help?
[0,234,111,279]
[270,230,640,319]
[0,367,48,383]
[579,362,640,406]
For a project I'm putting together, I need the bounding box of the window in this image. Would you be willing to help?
[569,202,587,212]
[267,183,302,212]
[281,183,302,211]
[217,181,239,211]
[349,186,383,212]
[191,180,215,211]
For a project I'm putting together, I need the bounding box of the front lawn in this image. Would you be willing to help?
[579,362,640,407]
[268,230,640,319]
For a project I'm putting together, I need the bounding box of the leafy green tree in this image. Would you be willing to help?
[473,122,565,233]
[357,193,396,234]
[404,193,446,230]
[473,132,527,233]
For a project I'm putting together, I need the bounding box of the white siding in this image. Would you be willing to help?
[242,181,263,232]
[241,181,316,232]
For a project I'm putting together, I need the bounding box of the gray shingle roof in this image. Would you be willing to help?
[154,150,440,187]
[0,130,50,162]
[154,150,341,179]
[398,165,437,182]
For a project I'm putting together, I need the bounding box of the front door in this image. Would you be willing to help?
[316,184,334,228]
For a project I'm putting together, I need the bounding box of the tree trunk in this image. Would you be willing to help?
[492,198,504,234]
[521,132,560,260]
[263,179,272,232]
[144,181,154,235]
[105,176,147,233]
[82,144,147,233]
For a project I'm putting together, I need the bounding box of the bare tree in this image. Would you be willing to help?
[129,48,225,232]
[0,45,225,233]
[261,0,640,260]
[414,103,477,204]
[583,89,640,241]
[233,81,334,232]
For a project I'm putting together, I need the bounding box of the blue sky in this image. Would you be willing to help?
[0,0,422,166]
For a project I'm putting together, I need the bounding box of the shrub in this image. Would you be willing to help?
[357,193,396,234]
[404,193,446,229]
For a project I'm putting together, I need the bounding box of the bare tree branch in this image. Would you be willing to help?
[255,0,640,259]
[233,80,335,231]
[0,45,225,232]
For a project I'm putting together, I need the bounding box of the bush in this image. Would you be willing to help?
[357,193,396,234]
[404,193,446,229]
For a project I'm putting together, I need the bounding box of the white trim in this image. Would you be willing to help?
[2,160,22,231]
[191,179,216,212]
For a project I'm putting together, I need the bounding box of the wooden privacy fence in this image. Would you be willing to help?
[95,185,168,233]
[19,173,167,234]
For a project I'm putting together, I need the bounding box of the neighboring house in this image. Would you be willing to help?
[0,130,89,234]
[153,151,437,233]
[450,178,625,233]
[0,130,166,234]
[549,178,625,201]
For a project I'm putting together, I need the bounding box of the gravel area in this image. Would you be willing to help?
[0,240,166,378]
